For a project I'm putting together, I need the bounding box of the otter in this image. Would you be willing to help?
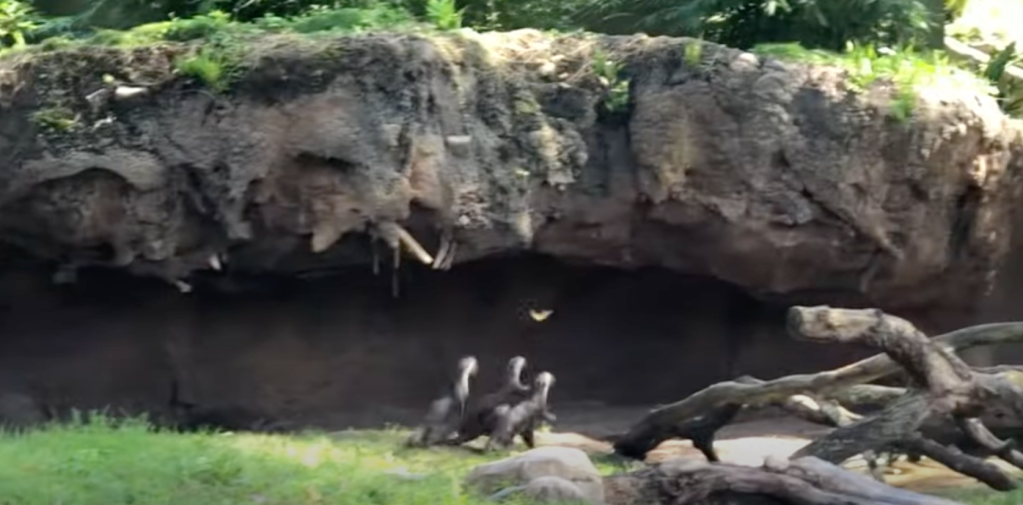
[485,371,556,451]
[447,355,531,446]
[405,355,479,447]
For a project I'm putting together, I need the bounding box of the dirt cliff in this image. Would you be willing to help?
[0,29,1021,426]
[1,29,1020,310]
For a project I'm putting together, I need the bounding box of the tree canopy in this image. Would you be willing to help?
[11,0,952,50]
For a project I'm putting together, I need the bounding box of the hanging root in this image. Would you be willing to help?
[432,230,458,270]
[391,245,400,298]
[173,280,192,294]
[371,237,380,276]
[397,227,434,265]
[52,263,79,285]
[374,222,433,266]
[207,254,222,271]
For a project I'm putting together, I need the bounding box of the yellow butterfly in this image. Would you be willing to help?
[528,308,554,322]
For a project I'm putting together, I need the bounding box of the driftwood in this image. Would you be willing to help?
[604,454,965,505]
[613,306,1023,494]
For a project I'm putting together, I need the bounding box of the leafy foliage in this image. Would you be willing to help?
[452,0,587,31]
[5,0,1021,118]
[591,48,630,113]
[14,0,972,53]
[753,41,994,120]
[579,0,936,51]
[982,42,1023,116]
[424,0,462,30]
[0,0,39,47]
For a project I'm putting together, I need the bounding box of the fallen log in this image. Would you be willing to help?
[613,306,1023,491]
[789,307,1023,488]
[603,454,966,505]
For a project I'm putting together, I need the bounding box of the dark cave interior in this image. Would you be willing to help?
[0,242,882,430]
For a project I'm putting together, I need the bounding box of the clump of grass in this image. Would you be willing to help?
[174,48,235,92]
[425,0,465,31]
[592,48,630,113]
[30,106,78,132]
[751,42,996,120]
[683,40,704,66]
[0,413,627,505]
[172,30,250,93]
[941,486,1023,505]
[4,3,421,58]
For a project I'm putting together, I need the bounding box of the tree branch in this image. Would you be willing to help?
[613,310,1023,459]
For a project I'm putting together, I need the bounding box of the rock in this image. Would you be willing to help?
[489,475,594,503]
[465,446,605,503]
[0,31,1020,315]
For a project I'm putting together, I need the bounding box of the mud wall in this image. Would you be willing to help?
[0,253,893,429]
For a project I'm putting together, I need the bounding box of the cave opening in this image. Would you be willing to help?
[0,245,871,430]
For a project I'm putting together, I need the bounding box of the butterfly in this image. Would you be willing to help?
[528,308,554,322]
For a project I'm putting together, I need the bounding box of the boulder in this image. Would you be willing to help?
[489,475,594,503]
[465,446,605,503]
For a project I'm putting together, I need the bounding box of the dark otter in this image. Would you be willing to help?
[447,355,531,446]
[405,355,479,447]
[485,371,556,451]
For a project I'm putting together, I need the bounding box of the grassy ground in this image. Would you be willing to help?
[944,487,1023,505]
[0,415,1016,505]
[0,416,633,505]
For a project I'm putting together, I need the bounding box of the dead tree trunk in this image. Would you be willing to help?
[613,306,1023,491]
[604,454,967,504]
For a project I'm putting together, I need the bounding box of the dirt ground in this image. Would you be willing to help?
[515,404,1020,494]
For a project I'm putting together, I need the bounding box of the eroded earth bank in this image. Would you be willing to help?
[0,29,1021,429]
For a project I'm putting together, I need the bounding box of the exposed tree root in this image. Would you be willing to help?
[432,229,457,270]
[375,221,435,266]
[613,306,1023,495]
[395,225,435,266]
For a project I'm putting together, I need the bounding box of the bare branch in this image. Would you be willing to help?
[613,309,1023,460]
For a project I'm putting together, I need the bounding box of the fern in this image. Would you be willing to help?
[0,0,39,48]
[425,0,463,30]
[982,42,1023,117]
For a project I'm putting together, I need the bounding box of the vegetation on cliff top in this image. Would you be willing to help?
[0,0,1020,118]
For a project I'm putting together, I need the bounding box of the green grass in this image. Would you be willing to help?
[1,3,448,91]
[944,487,1023,505]
[0,414,632,505]
[591,47,630,113]
[751,42,998,120]
[30,106,79,132]
[0,413,1018,504]
[17,2,425,53]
